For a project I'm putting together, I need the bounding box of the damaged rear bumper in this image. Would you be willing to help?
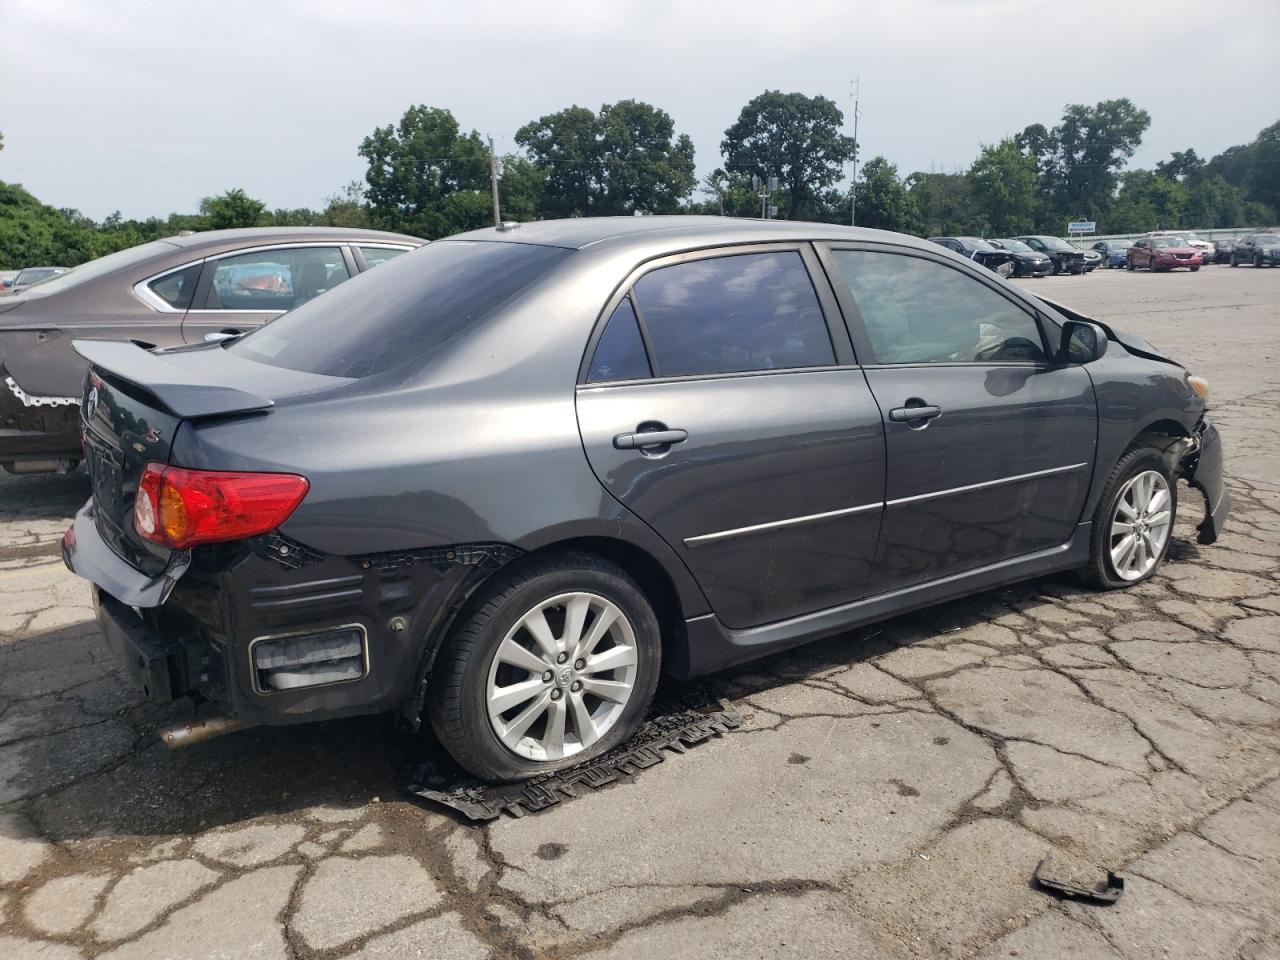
[1182,416,1230,544]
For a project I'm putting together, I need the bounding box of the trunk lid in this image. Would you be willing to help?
[74,339,344,576]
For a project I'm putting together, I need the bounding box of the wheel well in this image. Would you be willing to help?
[1127,419,1191,461]
[521,536,687,662]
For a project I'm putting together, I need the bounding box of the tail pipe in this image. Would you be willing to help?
[159,715,248,749]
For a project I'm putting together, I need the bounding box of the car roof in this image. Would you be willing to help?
[160,226,424,251]
[449,216,940,255]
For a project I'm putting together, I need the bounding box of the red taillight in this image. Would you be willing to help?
[134,463,309,550]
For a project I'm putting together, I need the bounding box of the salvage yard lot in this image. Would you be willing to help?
[1,266,1278,959]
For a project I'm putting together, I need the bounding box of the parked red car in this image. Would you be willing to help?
[1126,237,1203,272]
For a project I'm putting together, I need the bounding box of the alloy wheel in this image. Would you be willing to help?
[1109,470,1173,581]
[484,592,639,762]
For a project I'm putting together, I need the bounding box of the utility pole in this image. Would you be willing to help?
[849,78,861,227]
[488,136,501,228]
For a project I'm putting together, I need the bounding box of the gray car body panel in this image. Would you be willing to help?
[62,216,1227,728]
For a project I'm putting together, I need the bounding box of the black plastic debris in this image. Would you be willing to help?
[1033,856,1125,904]
[404,707,741,821]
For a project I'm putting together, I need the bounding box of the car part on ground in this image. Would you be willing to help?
[406,696,741,821]
[61,216,1230,783]
[0,227,422,474]
[1033,857,1126,905]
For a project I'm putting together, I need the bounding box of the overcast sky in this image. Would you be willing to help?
[2,0,1276,220]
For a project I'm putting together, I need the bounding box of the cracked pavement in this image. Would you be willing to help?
[1,266,1278,959]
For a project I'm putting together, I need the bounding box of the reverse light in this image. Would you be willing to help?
[134,463,309,550]
[1187,375,1211,404]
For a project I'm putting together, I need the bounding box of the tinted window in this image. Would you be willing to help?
[831,251,1046,364]
[587,297,651,383]
[147,263,201,309]
[229,240,572,378]
[205,246,349,311]
[632,251,833,378]
[359,245,411,268]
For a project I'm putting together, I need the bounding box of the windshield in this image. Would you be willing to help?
[229,240,573,378]
[1039,237,1076,252]
[15,241,179,296]
[995,239,1032,253]
[1152,238,1186,248]
[961,237,995,251]
[15,268,61,285]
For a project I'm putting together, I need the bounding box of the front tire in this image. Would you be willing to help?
[427,552,661,782]
[1230,253,1238,267]
[1255,254,1264,268]
[1080,448,1177,590]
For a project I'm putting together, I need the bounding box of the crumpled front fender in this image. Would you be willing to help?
[1182,417,1230,545]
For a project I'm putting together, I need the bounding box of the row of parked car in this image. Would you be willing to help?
[931,229,1280,277]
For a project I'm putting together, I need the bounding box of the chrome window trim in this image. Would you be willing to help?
[683,502,882,548]
[246,622,369,696]
[132,261,202,313]
[886,462,1089,508]
[133,242,360,315]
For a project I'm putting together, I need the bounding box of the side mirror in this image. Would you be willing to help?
[1059,320,1108,365]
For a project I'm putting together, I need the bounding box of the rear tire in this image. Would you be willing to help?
[1079,448,1177,590]
[1255,254,1264,268]
[1125,259,1135,271]
[1230,253,1238,267]
[1190,265,1200,272]
[427,552,661,782]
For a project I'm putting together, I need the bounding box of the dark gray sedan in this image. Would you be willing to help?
[1,227,422,473]
[63,217,1229,782]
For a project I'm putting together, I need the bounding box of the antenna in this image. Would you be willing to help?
[849,77,861,227]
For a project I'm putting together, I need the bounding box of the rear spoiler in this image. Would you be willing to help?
[72,340,273,419]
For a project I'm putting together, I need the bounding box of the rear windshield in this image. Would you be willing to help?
[17,241,179,295]
[228,240,572,378]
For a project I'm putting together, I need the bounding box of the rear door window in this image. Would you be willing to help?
[630,251,834,378]
[204,247,349,311]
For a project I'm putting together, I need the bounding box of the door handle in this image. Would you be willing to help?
[888,404,942,423]
[613,428,688,450]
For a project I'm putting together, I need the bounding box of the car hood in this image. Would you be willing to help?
[1011,251,1050,261]
[1037,296,1180,367]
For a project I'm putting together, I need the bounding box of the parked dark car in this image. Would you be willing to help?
[1229,234,1280,267]
[1127,237,1203,272]
[1076,245,1103,272]
[9,266,69,292]
[1,227,422,474]
[927,236,1015,277]
[1092,240,1132,268]
[63,216,1229,783]
[1012,235,1088,274]
[988,239,1052,278]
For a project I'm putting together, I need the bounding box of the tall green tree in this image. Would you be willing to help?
[906,171,982,237]
[721,91,855,221]
[1243,121,1280,217]
[516,100,695,217]
[967,138,1039,236]
[199,188,267,229]
[852,157,921,234]
[1016,99,1151,229]
[359,105,490,238]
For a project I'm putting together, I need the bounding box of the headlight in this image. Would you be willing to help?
[1187,375,1210,403]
